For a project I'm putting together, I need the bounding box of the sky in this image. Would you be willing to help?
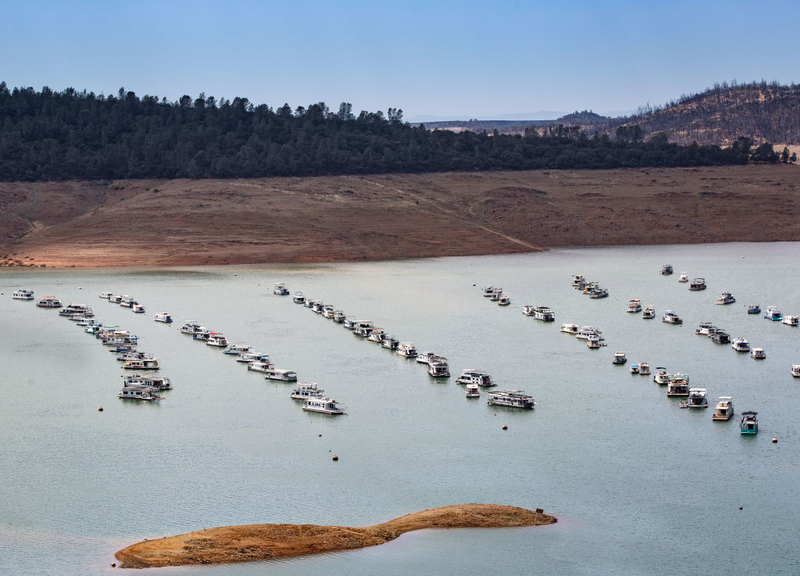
[1,0,797,121]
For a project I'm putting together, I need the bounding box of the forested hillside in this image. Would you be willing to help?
[0,83,748,181]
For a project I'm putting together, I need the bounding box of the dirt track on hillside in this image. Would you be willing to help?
[1,165,798,267]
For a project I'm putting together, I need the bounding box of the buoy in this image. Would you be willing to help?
[318,434,322,437]
[111,563,116,568]
[502,425,508,430]
[332,455,339,461]
[772,437,778,443]
[98,407,103,412]
[739,506,743,510]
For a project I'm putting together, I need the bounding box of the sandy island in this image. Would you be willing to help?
[114,504,556,568]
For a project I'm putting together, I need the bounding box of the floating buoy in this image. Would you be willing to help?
[98,407,103,412]
[739,506,743,510]
[332,455,339,461]
[502,425,508,430]
[772,437,778,443]
[318,434,322,437]
[111,563,116,568]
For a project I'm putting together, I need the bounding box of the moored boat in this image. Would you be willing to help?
[747,304,761,315]
[224,344,252,356]
[791,365,800,378]
[248,360,275,373]
[576,326,602,340]
[482,285,495,297]
[99,292,113,299]
[586,335,605,349]
[132,303,145,313]
[118,386,163,401]
[292,291,306,304]
[465,384,480,398]
[695,322,717,336]
[37,296,62,308]
[711,330,731,344]
[302,396,345,415]
[667,374,690,397]
[416,351,438,364]
[487,390,535,409]
[764,306,782,321]
[332,310,346,323]
[642,306,655,319]
[689,278,706,291]
[687,388,709,408]
[497,294,511,306]
[123,374,172,390]
[123,358,160,370]
[740,411,758,435]
[627,299,642,313]
[427,358,450,378]
[532,306,555,321]
[661,264,673,275]
[560,322,579,334]
[653,368,670,385]
[677,272,688,283]
[715,291,735,305]
[712,397,734,421]
[638,362,650,375]
[380,336,399,350]
[206,333,229,347]
[731,337,750,352]
[750,347,766,359]
[154,312,173,323]
[12,289,34,300]
[263,368,298,382]
[290,383,324,400]
[396,342,418,358]
[630,363,640,375]
[662,310,682,324]
[782,315,799,326]
[237,352,270,364]
[455,369,495,387]
[273,283,289,296]
[612,351,627,365]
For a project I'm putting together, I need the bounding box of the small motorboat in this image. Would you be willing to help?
[677,272,688,283]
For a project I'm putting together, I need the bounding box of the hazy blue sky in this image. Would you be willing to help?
[2,0,796,120]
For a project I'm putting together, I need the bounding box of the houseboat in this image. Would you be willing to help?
[638,362,650,375]
[455,370,495,387]
[99,292,113,299]
[332,310,346,323]
[571,274,585,287]
[589,287,609,299]
[750,347,766,359]
[132,303,146,314]
[490,288,503,301]
[311,300,325,313]
[642,306,655,319]
[532,306,555,321]
[653,368,670,385]
[482,285,495,297]
[380,336,399,351]
[427,358,450,378]
[465,384,480,398]
[123,358,160,371]
[612,351,627,365]
[302,396,345,415]
[237,352,270,364]
[109,294,123,303]
[711,330,731,344]
[712,397,734,421]
[180,321,203,334]
[696,322,716,336]
[37,296,63,308]
[497,294,512,306]
[487,390,535,409]
[731,338,750,352]
[343,318,358,330]
[59,303,93,317]
[687,388,709,408]
[206,333,229,347]
[322,305,336,319]
[396,342,418,358]
[587,335,606,349]
[661,264,673,275]
[273,283,289,295]
[764,306,782,321]
[248,361,275,373]
[576,326,603,340]
[715,291,736,305]
[367,329,387,343]
[119,296,136,308]
[154,312,173,323]
[782,315,799,326]
[630,364,640,375]
[292,291,306,304]
[118,386,163,401]
[263,368,298,382]
[689,278,706,291]
[747,304,761,314]
[662,311,682,324]
[416,351,438,364]
[224,344,252,356]
[677,272,688,283]
[627,299,642,313]
[123,374,172,390]
[12,289,34,300]
[792,365,800,378]
[740,411,758,435]
[667,375,690,397]
[560,322,580,334]
[290,383,324,400]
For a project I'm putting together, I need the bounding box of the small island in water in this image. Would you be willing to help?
[115,504,556,568]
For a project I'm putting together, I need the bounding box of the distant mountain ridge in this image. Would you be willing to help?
[420,81,800,146]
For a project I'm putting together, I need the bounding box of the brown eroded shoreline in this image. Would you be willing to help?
[2,165,799,268]
[114,504,556,568]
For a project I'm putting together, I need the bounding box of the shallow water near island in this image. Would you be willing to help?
[1,242,799,576]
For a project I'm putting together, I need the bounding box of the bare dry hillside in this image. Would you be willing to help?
[1,165,799,268]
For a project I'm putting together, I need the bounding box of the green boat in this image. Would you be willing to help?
[740,411,758,435]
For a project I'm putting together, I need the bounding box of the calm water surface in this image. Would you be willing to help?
[1,243,799,576]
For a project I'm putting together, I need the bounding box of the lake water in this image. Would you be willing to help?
[1,243,799,576]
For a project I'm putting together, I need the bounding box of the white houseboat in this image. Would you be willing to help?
[532,306,555,321]
[731,338,750,352]
[638,362,650,375]
[497,294,512,306]
[302,396,345,415]
[273,283,290,295]
[627,299,642,313]
[124,358,160,371]
[661,264,673,275]
[576,326,603,340]
[396,342,418,358]
[248,361,275,373]
[427,358,450,378]
[123,374,172,390]
[560,322,580,334]
[791,365,800,378]
[154,312,173,323]
[689,278,706,291]
[293,291,306,304]
[465,384,480,398]
[750,347,766,359]
[642,306,655,319]
[206,333,229,347]
[612,351,627,365]
[715,291,736,305]
[224,344,252,356]
[132,303,146,313]
[677,272,688,283]
[416,351,438,364]
[482,285,495,297]
[667,375,690,396]
[118,386,163,401]
[99,292,113,299]
[264,368,298,382]
[782,315,799,326]
[487,390,535,409]
[290,383,324,400]
[37,296,63,308]
[12,289,34,300]
[653,368,670,385]
[237,352,270,364]
[662,310,683,324]
[455,369,495,387]
[764,306,783,321]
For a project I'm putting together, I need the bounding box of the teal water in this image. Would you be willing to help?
[1,243,799,576]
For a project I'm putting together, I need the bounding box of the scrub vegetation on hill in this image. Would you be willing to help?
[0,82,750,181]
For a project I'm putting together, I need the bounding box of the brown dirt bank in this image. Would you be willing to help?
[114,504,556,568]
[1,165,799,268]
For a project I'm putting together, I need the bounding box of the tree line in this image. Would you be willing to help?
[0,83,753,181]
